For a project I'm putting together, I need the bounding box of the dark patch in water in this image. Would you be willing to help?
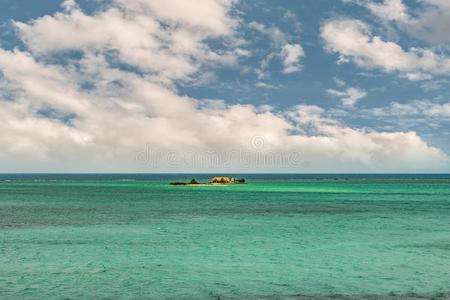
[220,292,450,299]
[404,242,450,251]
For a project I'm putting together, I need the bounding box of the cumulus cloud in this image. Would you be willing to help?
[0,0,448,172]
[326,87,367,107]
[321,18,450,79]
[117,0,237,36]
[407,0,450,44]
[366,0,409,22]
[15,0,239,83]
[287,105,449,172]
[356,0,450,45]
[281,43,304,74]
[249,22,305,75]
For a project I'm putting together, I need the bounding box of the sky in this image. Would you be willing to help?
[0,0,449,173]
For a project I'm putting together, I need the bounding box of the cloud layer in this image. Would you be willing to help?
[366,0,450,44]
[0,0,448,172]
[321,18,450,80]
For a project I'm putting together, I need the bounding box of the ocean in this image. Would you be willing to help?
[0,174,449,299]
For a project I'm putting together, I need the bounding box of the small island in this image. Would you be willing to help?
[170,176,246,186]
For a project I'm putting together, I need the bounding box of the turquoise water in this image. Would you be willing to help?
[1,174,450,299]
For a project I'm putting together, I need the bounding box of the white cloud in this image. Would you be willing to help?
[359,0,450,44]
[367,0,409,22]
[326,87,367,107]
[371,100,450,119]
[419,79,449,92]
[334,77,347,87]
[402,73,433,81]
[0,0,448,172]
[281,43,305,74]
[116,0,237,36]
[408,0,450,44]
[62,0,77,12]
[14,0,239,83]
[321,18,450,79]
[342,99,450,138]
[286,105,449,172]
[255,82,278,89]
[249,22,305,75]
[248,22,288,46]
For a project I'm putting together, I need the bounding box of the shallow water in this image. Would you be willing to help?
[1,174,450,299]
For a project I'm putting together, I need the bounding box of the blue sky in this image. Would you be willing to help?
[0,0,449,172]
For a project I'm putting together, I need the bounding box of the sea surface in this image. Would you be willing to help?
[0,174,450,299]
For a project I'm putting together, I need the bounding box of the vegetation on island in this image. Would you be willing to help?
[170,177,246,186]
[169,182,187,186]
[169,179,198,186]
